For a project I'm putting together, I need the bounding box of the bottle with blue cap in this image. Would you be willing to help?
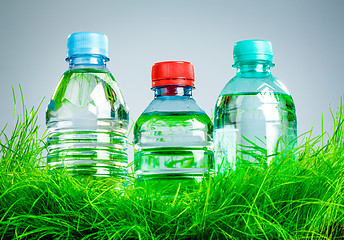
[214,40,297,173]
[46,32,129,182]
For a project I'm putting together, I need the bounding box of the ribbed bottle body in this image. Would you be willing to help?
[46,68,129,179]
[214,90,297,172]
[134,95,214,192]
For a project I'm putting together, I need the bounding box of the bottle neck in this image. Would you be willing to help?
[234,61,274,77]
[153,86,193,97]
[67,54,109,69]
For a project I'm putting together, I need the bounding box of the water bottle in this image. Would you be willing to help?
[134,61,214,193]
[46,32,129,180]
[214,40,297,173]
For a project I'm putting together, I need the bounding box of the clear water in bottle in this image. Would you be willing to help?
[134,61,214,193]
[46,32,129,180]
[214,92,297,170]
[214,40,297,173]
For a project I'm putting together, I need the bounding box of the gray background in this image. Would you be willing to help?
[0,0,343,159]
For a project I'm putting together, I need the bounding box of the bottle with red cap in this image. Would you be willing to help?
[134,61,214,193]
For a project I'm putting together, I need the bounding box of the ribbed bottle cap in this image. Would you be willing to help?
[233,40,273,63]
[67,32,108,58]
[151,61,195,88]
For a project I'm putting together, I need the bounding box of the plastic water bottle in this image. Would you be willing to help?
[214,40,297,173]
[46,32,129,180]
[134,61,214,193]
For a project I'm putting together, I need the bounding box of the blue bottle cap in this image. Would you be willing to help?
[233,40,273,63]
[67,32,109,58]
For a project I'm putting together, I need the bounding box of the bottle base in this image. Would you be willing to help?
[135,169,211,196]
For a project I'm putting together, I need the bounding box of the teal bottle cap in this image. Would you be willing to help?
[67,32,109,58]
[233,39,273,63]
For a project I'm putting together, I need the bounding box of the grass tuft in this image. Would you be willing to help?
[1,91,344,239]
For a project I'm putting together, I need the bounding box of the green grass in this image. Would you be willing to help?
[1,91,344,239]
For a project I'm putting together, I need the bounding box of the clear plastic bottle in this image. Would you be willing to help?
[46,32,129,180]
[214,40,297,173]
[134,61,214,193]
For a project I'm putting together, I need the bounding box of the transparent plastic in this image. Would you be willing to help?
[214,61,297,173]
[46,55,129,179]
[134,86,214,193]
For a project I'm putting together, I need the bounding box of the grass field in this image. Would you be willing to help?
[1,92,344,239]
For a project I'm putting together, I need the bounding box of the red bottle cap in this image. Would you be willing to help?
[151,61,195,88]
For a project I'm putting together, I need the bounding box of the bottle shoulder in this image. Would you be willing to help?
[134,110,213,132]
[135,96,212,129]
[219,74,290,96]
[47,67,129,122]
[60,67,115,85]
[142,96,206,115]
[64,66,110,73]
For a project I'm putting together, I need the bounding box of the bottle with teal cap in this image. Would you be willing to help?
[214,40,297,173]
[46,32,129,181]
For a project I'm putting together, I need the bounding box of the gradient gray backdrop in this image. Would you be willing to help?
[1,0,343,161]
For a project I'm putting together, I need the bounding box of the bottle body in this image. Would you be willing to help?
[134,87,214,192]
[46,66,129,179]
[214,63,297,173]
